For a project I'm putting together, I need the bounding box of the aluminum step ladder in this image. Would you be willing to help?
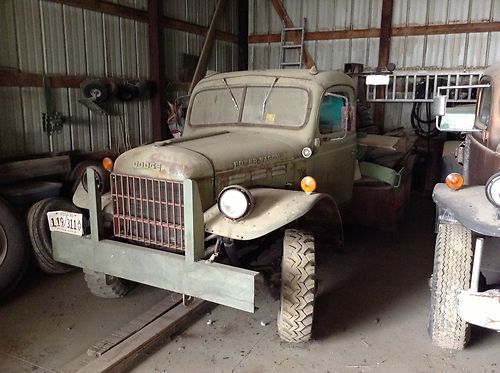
[279,18,306,69]
[365,70,484,103]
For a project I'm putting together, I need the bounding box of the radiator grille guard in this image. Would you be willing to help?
[111,173,185,251]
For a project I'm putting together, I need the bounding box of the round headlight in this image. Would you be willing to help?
[486,172,500,207]
[217,186,254,220]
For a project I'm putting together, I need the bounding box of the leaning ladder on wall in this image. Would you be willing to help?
[365,70,484,103]
[279,18,306,69]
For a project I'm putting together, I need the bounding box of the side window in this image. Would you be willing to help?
[319,93,347,134]
[476,86,492,127]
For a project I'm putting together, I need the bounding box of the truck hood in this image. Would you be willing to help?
[113,131,296,181]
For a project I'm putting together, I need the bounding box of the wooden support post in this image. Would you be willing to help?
[374,0,394,132]
[270,0,315,69]
[148,0,165,141]
[189,0,227,95]
[238,0,249,71]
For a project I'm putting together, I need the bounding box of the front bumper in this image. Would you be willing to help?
[52,232,257,312]
[457,289,500,331]
[433,183,500,237]
[52,169,257,312]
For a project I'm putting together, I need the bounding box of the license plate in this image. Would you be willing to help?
[47,211,83,236]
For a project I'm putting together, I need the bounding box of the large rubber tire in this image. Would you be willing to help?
[27,198,84,274]
[278,229,316,343]
[83,269,130,298]
[0,198,28,297]
[428,223,473,350]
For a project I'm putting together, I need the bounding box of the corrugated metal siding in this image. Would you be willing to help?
[249,0,498,71]
[163,0,238,79]
[248,0,498,132]
[249,0,383,70]
[0,0,152,159]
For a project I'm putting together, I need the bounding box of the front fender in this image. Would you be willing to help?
[433,183,500,237]
[204,188,340,240]
[73,182,113,214]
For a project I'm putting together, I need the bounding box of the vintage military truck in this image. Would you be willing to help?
[430,62,500,350]
[51,68,359,343]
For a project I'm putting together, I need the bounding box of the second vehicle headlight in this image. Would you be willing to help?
[486,172,500,207]
[217,186,254,220]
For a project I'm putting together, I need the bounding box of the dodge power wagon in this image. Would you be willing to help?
[430,62,500,349]
[51,68,359,343]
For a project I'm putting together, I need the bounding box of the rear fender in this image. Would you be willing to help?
[204,188,343,241]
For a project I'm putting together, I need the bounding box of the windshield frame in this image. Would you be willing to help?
[187,84,312,129]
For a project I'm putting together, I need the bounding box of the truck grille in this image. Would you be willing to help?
[111,173,185,251]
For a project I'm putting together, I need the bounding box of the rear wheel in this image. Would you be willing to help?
[278,229,316,343]
[0,198,28,297]
[429,223,473,350]
[83,269,130,298]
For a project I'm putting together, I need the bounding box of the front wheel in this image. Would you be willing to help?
[428,223,473,350]
[83,269,130,298]
[278,229,315,343]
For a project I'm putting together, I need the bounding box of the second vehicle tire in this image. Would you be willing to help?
[428,223,473,350]
[27,198,84,274]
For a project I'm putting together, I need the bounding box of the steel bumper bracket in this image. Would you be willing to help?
[52,232,258,313]
[457,289,500,331]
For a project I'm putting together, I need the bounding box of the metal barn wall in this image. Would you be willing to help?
[248,0,383,70]
[0,0,238,160]
[248,0,499,70]
[163,0,239,82]
[248,0,499,131]
[0,0,151,159]
[391,0,499,69]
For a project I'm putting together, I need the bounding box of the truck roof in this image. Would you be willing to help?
[198,69,355,90]
[484,62,500,81]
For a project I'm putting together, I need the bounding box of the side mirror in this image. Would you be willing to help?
[433,95,447,117]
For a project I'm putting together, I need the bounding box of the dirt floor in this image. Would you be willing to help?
[1,195,499,373]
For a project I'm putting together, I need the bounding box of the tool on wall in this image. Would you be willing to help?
[42,77,66,153]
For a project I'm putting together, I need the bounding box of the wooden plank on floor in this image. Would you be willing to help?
[58,294,182,373]
[75,299,211,373]
[87,295,182,357]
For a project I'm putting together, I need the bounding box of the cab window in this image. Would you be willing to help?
[319,94,347,134]
[476,86,492,127]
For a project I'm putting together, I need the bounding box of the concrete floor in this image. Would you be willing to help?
[1,195,499,373]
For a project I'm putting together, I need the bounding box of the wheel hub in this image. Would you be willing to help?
[0,225,8,266]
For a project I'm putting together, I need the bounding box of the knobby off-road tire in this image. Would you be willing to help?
[0,198,28,297]
[429,223,473,350]
[278,229,316,343]
[83,269,130,298]
[27,198,81,274]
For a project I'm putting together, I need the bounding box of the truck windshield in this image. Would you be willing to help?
[189,86,308,127]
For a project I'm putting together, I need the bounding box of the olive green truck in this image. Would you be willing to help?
[51,68,360,343]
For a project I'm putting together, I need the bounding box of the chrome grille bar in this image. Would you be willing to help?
[111,173,185,251]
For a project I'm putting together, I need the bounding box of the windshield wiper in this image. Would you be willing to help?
[222,78,240,112]
[261,77,279,120]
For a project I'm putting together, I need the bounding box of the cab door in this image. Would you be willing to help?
[306,86,357,205]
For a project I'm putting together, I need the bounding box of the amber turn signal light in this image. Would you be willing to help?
[301,176,317,194]
[102,157,114,172]
[445,173,464,190]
